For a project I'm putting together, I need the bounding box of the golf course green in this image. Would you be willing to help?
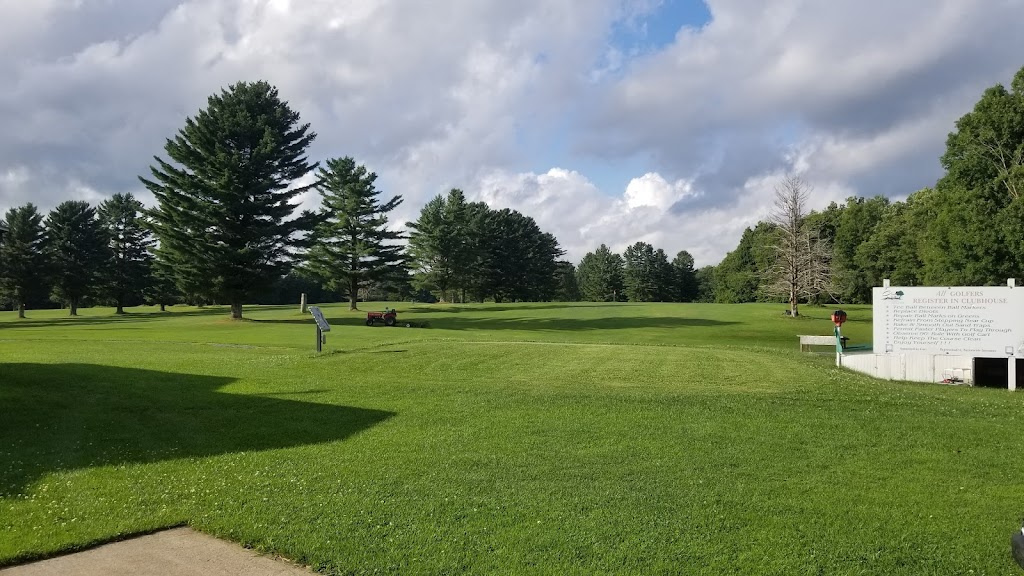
[1,302,1022,574]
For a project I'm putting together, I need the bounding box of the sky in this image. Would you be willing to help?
[1,0,1023,266]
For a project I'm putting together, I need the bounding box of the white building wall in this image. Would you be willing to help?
[839,353,974,384]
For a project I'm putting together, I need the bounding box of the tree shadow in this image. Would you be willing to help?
[405,303,627,313]
[0,363,394,497]
[0,308,229,329]
[432,316,739,331]
[250,316,370,327]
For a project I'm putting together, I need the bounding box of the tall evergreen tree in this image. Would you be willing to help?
[145,257,181,312]
[623,241,659,302]
[0,204,49,318]
[461,201,494,302]
[652,248,675,301]
[140,80,318,319]
[305,157,406,310]
[473,208,562,302]
[407,189,472,302]
[553,261,581,302]
[47,201,106,316]
[672,250,699,302]
[577,245,624,302]
[98,193,154,314]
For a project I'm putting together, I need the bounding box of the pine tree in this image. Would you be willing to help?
[0,204,49,318]
[140,80,318,319]
[553,261,581,301]
[472,208,562,303]
[145,256,181,312]
[305,157,406,310]
[577,245,624,302]
[624,242,659,302]
[672,250,699,302]
[98,193,154,314]
[47,201,106,316]
[652,248,675,301]
[407,189,471,302]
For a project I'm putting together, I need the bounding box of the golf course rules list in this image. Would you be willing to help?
[872,285,1024,356]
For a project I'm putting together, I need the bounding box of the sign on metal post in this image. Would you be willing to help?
[309,306,331,352]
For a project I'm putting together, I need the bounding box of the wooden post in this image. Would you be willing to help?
[300,293,308,313]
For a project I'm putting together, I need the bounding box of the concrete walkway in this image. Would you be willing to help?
[0,527,314,576]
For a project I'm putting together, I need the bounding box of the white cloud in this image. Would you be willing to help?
[624,172,694,209]
[1,0,1022,266]
[473,167,776,267]
[584,0,1024,207]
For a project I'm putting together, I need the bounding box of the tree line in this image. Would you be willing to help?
[2,64,1022,317]
[706,67,1024,306]
[0,81,567,318]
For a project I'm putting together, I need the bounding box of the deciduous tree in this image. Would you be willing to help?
[761,175,834,316]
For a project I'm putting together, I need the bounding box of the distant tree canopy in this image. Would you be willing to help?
[407,194,564,303]
[471,207,563,303]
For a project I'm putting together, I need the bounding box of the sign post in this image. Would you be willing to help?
[308,306,331,352]
[1011,278,1018,392]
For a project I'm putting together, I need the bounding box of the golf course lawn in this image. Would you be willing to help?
[1,302,1022,574]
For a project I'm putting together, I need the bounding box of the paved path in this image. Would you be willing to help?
[0,527,314,576]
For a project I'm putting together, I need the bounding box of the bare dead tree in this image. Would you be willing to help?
[761,175,836,316]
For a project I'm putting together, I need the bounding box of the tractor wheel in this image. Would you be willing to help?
[385,317,396,327]
[365,318,374,326]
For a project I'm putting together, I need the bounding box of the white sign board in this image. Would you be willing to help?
[873,285,1023,357]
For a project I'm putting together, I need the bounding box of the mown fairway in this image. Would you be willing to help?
[1,302,1022,574]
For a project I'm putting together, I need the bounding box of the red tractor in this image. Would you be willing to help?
[366,308,398,326]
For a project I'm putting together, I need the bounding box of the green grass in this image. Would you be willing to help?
[1,302,1022,574]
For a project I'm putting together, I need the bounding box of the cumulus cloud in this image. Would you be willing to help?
[474,167,769,266]
[0,0,1021,264]
[0,0,630,212]
[584,0,1024,210]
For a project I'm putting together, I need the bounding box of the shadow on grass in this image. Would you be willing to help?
[0,363,394,497]
[404,303,628,313]
[433,316,739,331]
[250,316,370,328]
[0,307,230,329]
